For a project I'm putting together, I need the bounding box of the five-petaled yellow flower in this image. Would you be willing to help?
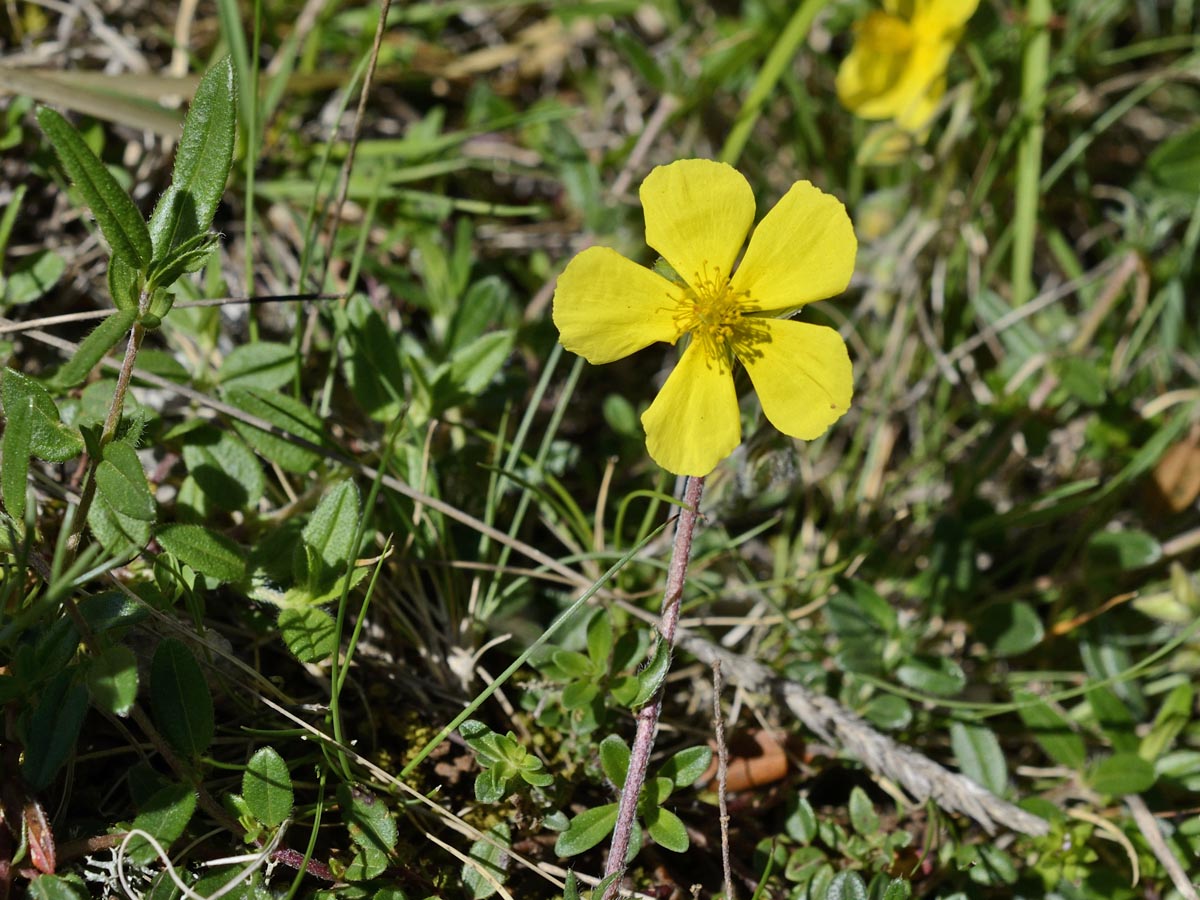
[552,159,856,477]
[836,0,980,134]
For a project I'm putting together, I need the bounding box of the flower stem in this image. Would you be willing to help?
[1012,0,1051,306]
[64,316,146,553]
[602,475,705,897]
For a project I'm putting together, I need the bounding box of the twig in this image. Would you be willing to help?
[1126,794,1200,900]
[603,475,705,898]
[712,660,734,900]
[0,293,340,335]
[678,634,1051,838]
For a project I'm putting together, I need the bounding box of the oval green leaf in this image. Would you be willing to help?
[150,637,214,757]
[156,523,245,584]
[950,721,1007,795]
[243,746,294,828]
[554,803,619,858]
[86,644,138,716]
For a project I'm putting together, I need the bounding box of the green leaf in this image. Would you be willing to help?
[2,392,32,524]
[218,342,299,391]
[658,745,712,789]
[829,578,898,637]
[1087,752,1156,796]
[298,480,360,585]
[125,783,198,866]
[445,329,514,396]
[1086,529,1162,571]
[22,670,89,790]
[459,719,499,759]
[79,591,147,632]
[976,601,1043,657]
[554,803,618,857]
[4,249,66,305]
[340,784,398,854]
[862,694,912,730]
[181,425,264,512]
[94,441,155,522]
[150,637,214,757]
[1148,123,1200,193]
[277,607,337,663]
[224,386,323,474]
[146,232,218,292]
[27,875,87,900]
[149,56,237,256]
[551,650,593,679]
[786,797,818,844]
[1086,686,1139,753]
[586,611,613,667]
[643,805,688,853]
[896,656,965,697]
[950,721,1007,795]
[36,106,153,268]
[1015,691,1086,770]
[53,309,136,388]
[881,879,913,900]
[628,639,671,708]
[599,734,630,787]
[848,785,880,835]
[1,368,83,461]
[463,823,510,900]
[474,767,505,804]
[561,680,599,710]
[243,747,293,828]
[1140,682,1194,762]
[343,846,388,882]
[107,251,140,311]
[825,871,869,900]
[1056,356,1106,406]
[339,294,405,421]
[156,523,245,584]
[86,644,139,716]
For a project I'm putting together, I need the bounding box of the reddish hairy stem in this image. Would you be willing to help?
[602,475,705,897]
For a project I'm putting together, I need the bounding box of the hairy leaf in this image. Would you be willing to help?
[149,56,237,257]
[1,368,83,461]
[156,523,245,584]
[150,638,214,756]
[53,309,136,388]
[243,747,293,828]
[36,107,152,268]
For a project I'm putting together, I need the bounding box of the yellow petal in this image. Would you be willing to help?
[641,341,740,476]
[895,73,946,134]
[916,0,980,30]
[640,159,755,294]
[552,246,680,364]
[729,181,856,314]
[738,319,852,441]
[836,13,916,120]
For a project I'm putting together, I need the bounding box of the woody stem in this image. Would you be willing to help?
[602,474,705,897]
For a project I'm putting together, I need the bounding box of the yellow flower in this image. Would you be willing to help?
[836,0,979,134]
[552,159,856,477]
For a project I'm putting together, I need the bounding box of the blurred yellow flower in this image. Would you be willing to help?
[552,159,856,477]
[836,0,979,134]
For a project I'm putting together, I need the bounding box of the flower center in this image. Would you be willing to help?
[672,265,760,367]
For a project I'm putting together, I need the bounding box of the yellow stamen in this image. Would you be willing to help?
[671,264,761,367]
